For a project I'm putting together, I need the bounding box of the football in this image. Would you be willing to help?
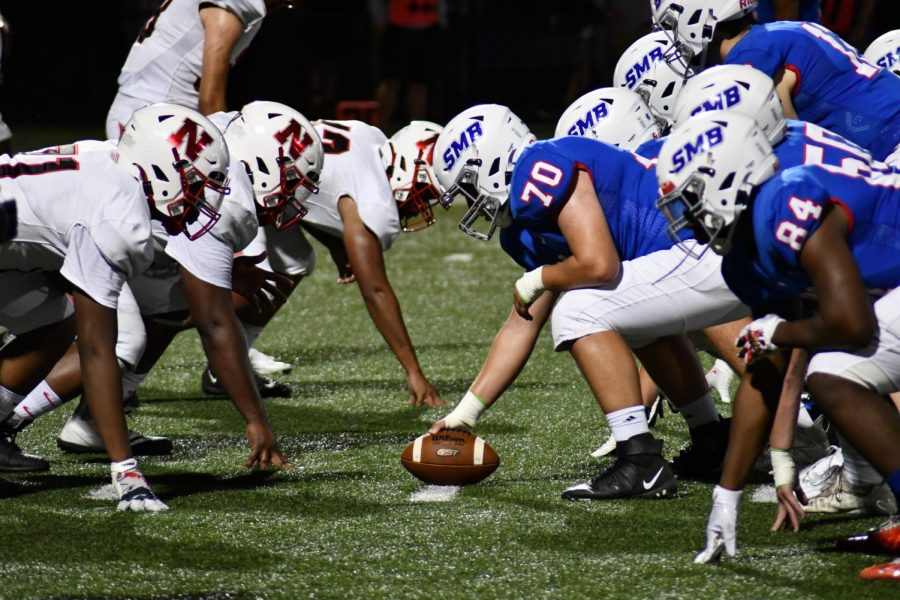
[400,431,500,486]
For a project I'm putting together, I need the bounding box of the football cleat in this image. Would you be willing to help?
[248,348,292,375]
[860,559,900,581]
[201,366,293,398]
[0,427,49,472]
[564,433,676,500]
[671,417,730,482]
[57,413,173,456]
[837,516,900,555]
[806,471,897,516]
[798,446,843,500]
[591,433,617,460]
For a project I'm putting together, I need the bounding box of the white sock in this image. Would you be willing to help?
[837,432,883,488]
[121,370,147,401]
[678,392,718,430]
[9,380,62,426]
[0,385,25,422]
[606,406,650,442]
[241,322,265,347]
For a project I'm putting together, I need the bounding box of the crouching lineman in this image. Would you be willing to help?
[206,119,446,408]
[0,103,237,511]
[1,103,299,480]
[656,112,900,580]
[429,104,777,500]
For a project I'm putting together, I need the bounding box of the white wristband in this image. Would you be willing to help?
[443,390,486,431]
[110,457,139,473]
[770,448,796,488]
[515,267,545,305]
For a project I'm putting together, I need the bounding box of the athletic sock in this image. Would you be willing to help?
[837,432,884,488]
[7,380,61,428]
[606,405,649,443]
[121,370,147,402]
[241,322,265,348]
[678,392,718,430]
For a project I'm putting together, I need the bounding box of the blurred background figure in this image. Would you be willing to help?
[372,0,444,134]
[0,10,12,155]
[754,0,821,23]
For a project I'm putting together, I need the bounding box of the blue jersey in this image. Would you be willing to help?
[507,137,683,266]
[499,223,570,271]
[722,165,900,311]
[724,22,900,161]
[754,0,820,24]
[635,137,665,161]
[775,119,896,173]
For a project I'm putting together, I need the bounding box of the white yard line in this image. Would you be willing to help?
[409,485,460,502]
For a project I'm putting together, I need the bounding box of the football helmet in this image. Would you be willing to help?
[555,87,661,151]
[224,101,323,230]
[673,65,787,144]
[656,111,778,255]
[864,30,900,76]
[434,104,534,241]
[117,104,230,239]
[614,32,691,130]
[380,120,444,232]
[651,0,757,74]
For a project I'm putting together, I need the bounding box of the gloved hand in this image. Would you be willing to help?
[695,485,742,564]
[111,458,168,513]
[736,314,785,364]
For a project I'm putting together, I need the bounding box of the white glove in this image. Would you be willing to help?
[111,458,169,513]
[695,485,742,564]
[736,314,785,365]
[441,391,486,432]
[514,267,545,306]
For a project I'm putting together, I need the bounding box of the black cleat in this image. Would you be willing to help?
[202,366,293,398]
[563,433,676,500]
[0,432,49,472]
[671,417,730,482]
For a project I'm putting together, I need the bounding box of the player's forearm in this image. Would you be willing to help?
[197,312,269,426]
[769,349,806,450]
[541,255,619,292]
[471,295,552,405]
[359,284,424,377]
[774,311,875,353]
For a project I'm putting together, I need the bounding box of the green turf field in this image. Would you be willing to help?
[0,198,896,599]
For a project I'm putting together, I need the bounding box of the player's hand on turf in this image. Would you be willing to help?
[407,371,444,408]
[232,252,294,312]
[772,483,808,532]
[336,262,355,285]
[112,466,169,513]
[245,421,292,469]
[695,486,740,564]
[735,314,785,364]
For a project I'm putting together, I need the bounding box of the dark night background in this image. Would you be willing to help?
[0,0,897,142]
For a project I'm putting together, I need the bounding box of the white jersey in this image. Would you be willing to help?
[0,141,154,308]
[116,0,266,108]
[303,120,401,251]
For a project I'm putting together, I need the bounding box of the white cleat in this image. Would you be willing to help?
[57,413,173,456]
[805,467,898,516]
[798,446,843,500]
[705,359,735,404]
[248,348,292,375]
[591,433,617,460]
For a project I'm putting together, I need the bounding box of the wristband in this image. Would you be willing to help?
[443,390,486,431]
[111,457,139,473]
[769,447,796,488]
[514,267,545,305]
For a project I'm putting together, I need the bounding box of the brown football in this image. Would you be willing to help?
[400,431,499,486]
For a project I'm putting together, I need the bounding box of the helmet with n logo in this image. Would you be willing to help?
[556,87,661,151]
[117,103,230,239]
[381,120,444,232]
[673,65,786,144]
[224,101,323,230]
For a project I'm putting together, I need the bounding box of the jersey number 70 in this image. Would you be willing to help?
[520,161,563,207]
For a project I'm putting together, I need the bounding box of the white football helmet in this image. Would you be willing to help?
[656,111,779,255]
[225,101,323,230]
[614,32,691,130]
[117,104,230,239]
[651,0,758,74]
[673,65,786,144]
[864,30,900,76]
[434,104,534,241]
[555,87,661,151]
[381,120,444,232]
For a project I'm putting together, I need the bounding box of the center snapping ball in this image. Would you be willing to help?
[401,431,499,486]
